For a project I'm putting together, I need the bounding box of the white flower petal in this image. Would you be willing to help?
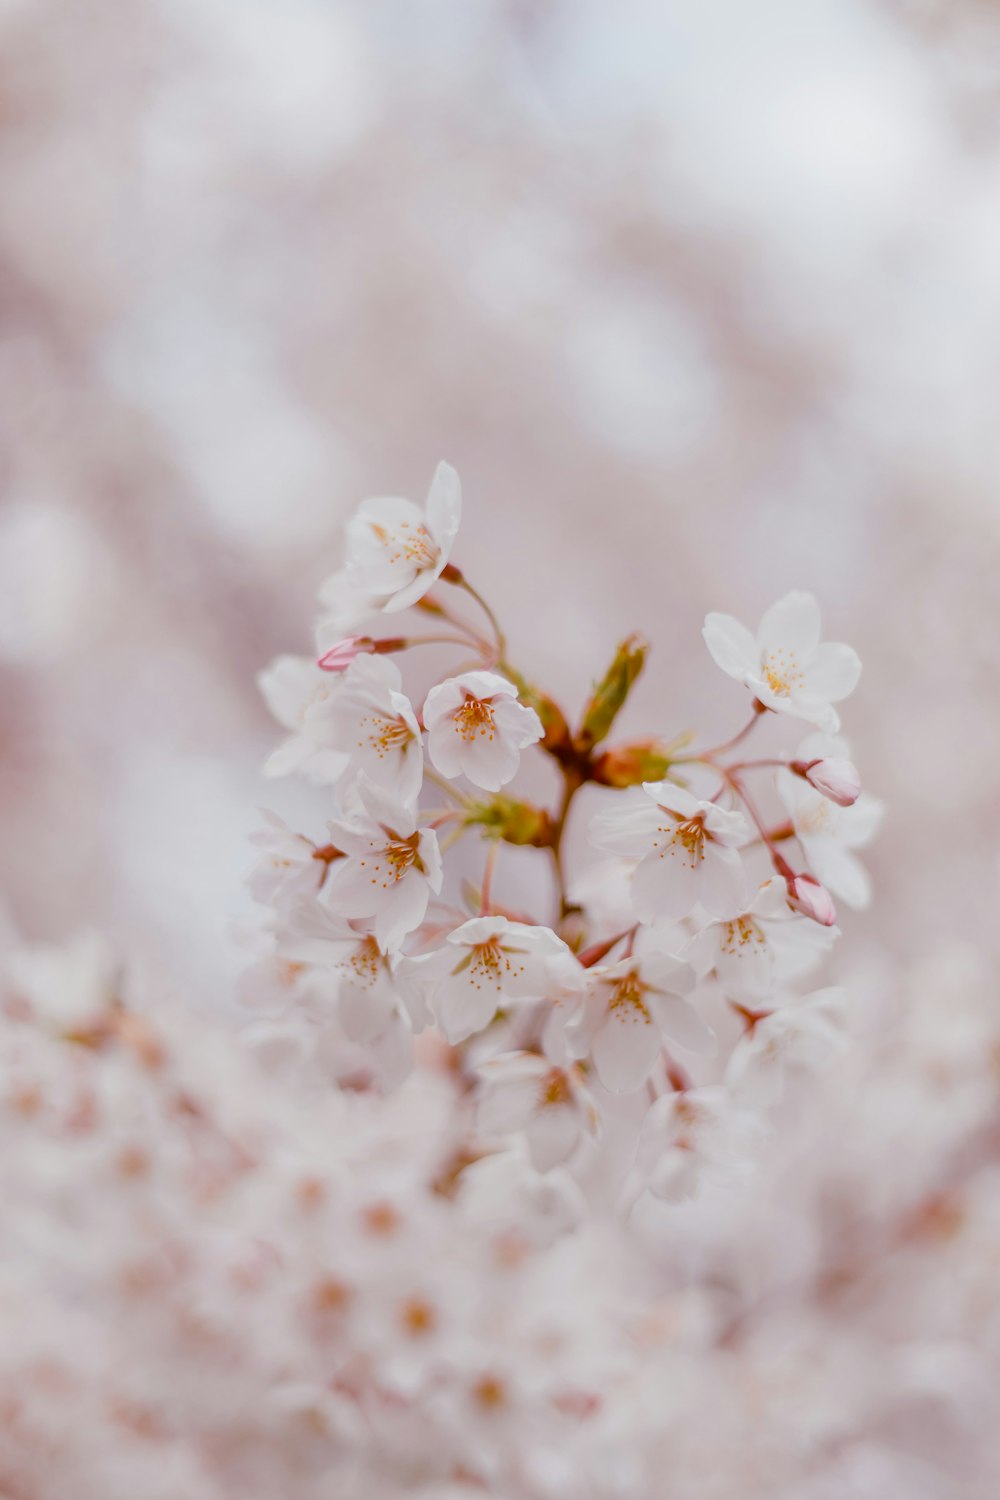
[591,1008,660,1094]
[702,612,759,681]
[757,591,821,657]
[803,642,862,703]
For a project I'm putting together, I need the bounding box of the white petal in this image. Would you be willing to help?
[648,994,715,1056]
[702,612,759,681]
[424,460,462,549]
[590,1008,660,1093]
[422,677,466,730]
[804,840,871,910]
[757,591,821,657]
[526,1108,581,1172]
[589,796,660,859]
[492,694,543,750]
[804,642,862,703]
[456,731,521,792]
[375,875,430,951]
[432,971,504,1043]
[631,845,700,922]
[696,845,748,920]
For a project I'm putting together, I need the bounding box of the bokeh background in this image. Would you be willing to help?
[1,0,998,1008]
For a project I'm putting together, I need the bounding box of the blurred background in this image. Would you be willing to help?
[1,0,998,1007]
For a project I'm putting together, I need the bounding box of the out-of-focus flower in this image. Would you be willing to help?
[567,950,711,1094]
[257,654,348,782]
[634,1086,762,1202]
[343,461,461,612]
[476,1052,601,1171]
[726,987,848,1105]
[323,778,442,950]
[781,736,884,910]
[703,591,861,732]
[423,670,543,792]
[589,780,750,921]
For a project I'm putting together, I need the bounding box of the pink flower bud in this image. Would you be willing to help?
[785,873,837,926]
[793,757,861,807]
[316,636,373,672]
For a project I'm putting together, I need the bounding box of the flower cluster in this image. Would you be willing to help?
[251,464,882,1208]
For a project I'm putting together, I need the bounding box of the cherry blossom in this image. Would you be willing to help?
[634,1086,762,1203]
[703,590,861,732]
[399,916,568,1044]
[423,670,543,792]
[566,951,711,1094]
[686,877,837,1002]
[780,736,884,910]
[589,780,750,922]
[343,461,462,613]
[247,809,332,914]
[324,654,424,804]
[725,987,848,1106]
[475,1051,601,1171]
[257,653,348,782]
[322,779,442,950]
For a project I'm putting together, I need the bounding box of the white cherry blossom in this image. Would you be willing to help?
[257,654,348,782]
[324,654,423,804]
[322,778,442,950]
[314,566,381,652]
[686,876,837,1002]
[634,1086,763,1203]
[343,460,461,613]
[247,810,331,914]
[566,950,711,1094]
[703,590,861,732]
[725,986,848,1106]
[476,1051,601,1171]
[780,735,884,910]
[589,780,750,922]
[399,916,567,1044]
[423,670,543,792]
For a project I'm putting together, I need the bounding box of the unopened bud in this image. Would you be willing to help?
[793,757,860,808]
[317,636,406,672]
[464,795,554,848]
[317,636,374,672]
[592,732,693,789]
[786,873,837,926]
[576,634,648,753]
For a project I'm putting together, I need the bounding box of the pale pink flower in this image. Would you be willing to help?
[257,653,348,782]
[589,780,750,922]
[635,1086,762,1202]
[703,590,861,732]
[343,461,461,612]
[567,951,711,1094]
[476,1052,601,1171]
[780,736,884,910]
[423,670,542,792]
[725,986,848,1105]
[686,877,837,1001]
[322,778,442,950]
